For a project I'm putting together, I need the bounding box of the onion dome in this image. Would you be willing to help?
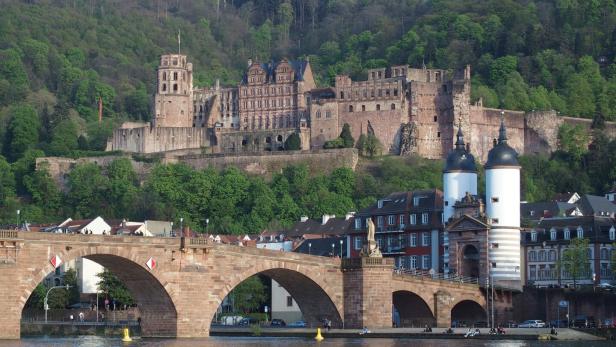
[485,117,519,169]
[444,125,476,173]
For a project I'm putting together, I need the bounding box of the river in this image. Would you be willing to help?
[0,337,613,347]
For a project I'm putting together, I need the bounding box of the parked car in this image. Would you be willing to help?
[518,320,546,328]
[598,282,614,290]
[238,317,258,326]
[270,319,286,327]
[602,318,615,328]
[451,320,468,328]
[474,321,488,328]
[220,316,244,326]
[287,320,307,328]
[68,303,91,309]
[573,315,596,328]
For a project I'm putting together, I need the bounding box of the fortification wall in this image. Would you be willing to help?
[108,126,209,153]
[36,149,358,189]
[469,107,526,162]
[339,108,406,154]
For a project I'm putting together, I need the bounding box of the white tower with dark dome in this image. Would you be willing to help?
[485,117,521,286]
[442,124,477,274]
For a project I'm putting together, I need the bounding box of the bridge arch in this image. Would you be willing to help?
[451,299,486,327]
[19,245,178,337]
[208,260,343,328]
[392,290,435,327]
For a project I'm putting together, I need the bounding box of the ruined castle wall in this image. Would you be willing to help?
[339,108,405,154]
[410,81,454,159]
[219,129,300,153]
[524,111,563,155]
[109,127,209,153]
[310,100,340,149]
[469,107,525,163]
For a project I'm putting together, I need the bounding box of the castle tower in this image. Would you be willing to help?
[442,124,477,274]
[153,54,194,127]
[485,117,521,286]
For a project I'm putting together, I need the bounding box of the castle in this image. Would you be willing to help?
[107,53,615,162]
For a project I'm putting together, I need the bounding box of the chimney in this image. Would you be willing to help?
[247,58,253,67]
[322,214,335,225]
[300,216,309,222]
[345,212,356,220]
[215,79,220,90]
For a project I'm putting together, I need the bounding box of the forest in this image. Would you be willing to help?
[2,0,616,231]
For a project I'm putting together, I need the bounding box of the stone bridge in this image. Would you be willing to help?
[0,231,489,339]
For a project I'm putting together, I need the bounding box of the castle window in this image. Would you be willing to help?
[349,105,353,112]
[376,104,381,111]
[394,68,399,76]
[362,105,366,111]
[391,103,396,110]
[163,72,167,81]
[437,132,441,137]
[363,90,367,97]
[340,91,345,99]
[162,84,167,92]
[183,72,186,80]
[316,111,321,119]
[173,84,178,91]
[378,89,382,97]
[394,89,398,96]
[371,90,375,97]
[172,58,178,65]
[173,72,178,80]
[371,72,375,79]
[378,71,382,78]
[326,111,331,118]
[386,89,390,96]
[434,116,438,122]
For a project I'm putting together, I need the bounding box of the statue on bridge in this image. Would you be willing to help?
[360,218,382,258]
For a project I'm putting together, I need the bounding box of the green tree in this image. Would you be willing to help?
[96,269,133,307]
[284,133,301,150]
[63,268,80,306]
[7,104,40,161]
[357,134,383,157]
[230,276,267,314]
[67,163,110,217]
[558,238,591,289]
[557,123,589,162]
[339,123,354,148]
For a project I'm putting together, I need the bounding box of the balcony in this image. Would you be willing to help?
[376,225,405,233]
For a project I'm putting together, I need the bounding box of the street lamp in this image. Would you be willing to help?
[331,243,335,257]
[44,284,71,323]
[339,239,344,258]
[308,243,312,255]
[179,217,184,236]
[16,209,20,230]
[206,218,209,234]
[170,222,174,237]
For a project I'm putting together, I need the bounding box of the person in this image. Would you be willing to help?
[498,326,506,335]
[446,327,454,334]
[550,326,557,336]
[78,312,84,322]
[464,327,473,338]
[69,314,74,322]
[326,319,331,332]
[360,327,371,335]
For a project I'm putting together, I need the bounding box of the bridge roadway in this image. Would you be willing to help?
[0,231,489,339]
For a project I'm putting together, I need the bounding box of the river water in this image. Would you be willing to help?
[0,337,613,347]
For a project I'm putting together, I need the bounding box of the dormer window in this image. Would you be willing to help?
[378,200,383,208]
[531,231,537,242]
[577,227,584,239]
[610,226,615,241]
[564,228,570,240]
[354,218,361,230]
[413,197,421,206]
[550,228,557,241]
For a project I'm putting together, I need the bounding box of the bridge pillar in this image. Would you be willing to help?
[434,290,454,328]
[342,257,394,329]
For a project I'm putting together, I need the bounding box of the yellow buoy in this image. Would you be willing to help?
[315,327,324,341]
[122,327,132,342]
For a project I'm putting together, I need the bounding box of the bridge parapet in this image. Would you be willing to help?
[341,257,393,269]
[0,230,18,239]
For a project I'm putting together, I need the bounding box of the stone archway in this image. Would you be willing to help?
[461,244,480,278]
[209,267,343,328]
[392,290,435,327]
[451,300,486,327]
[19,250,178,337]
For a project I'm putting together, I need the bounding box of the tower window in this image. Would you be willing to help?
[391,103,396,110]
[173,84,178,91]
[434,116,438,122]
[437,132,441,138]
[163,72,167,81]
[491,197,499,203]
[362,105,366,111]
[349,105,353,112]
[376,104,381,111]
[173,72,178,80]
[162,84,167,92]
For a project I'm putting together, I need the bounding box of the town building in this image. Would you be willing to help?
[522,216,615,287]
[349,190,444,271]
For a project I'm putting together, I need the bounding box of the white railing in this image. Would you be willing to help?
[393,267,479,285]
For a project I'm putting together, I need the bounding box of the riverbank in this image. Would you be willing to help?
[210,327,604,341]
[21,321,140,337]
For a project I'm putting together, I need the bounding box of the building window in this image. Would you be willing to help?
[326,110,331,118]
[394,89,398,96]
[354,236,362,250]
[361,105,366,111]
[529,265,536,280]
[173,72,178,80]
[162,84,167,92]
[377,216,383,227]
[531,231,537,242]
[316,110,321,119]
[434,116,438,122]
[564,228,570,240]
[549,250,556,261]
[349,105,353,112]
[388,215,395,225]
[410,233,417,247]
[550,229,557,241]
[399,214,406,227]
[287,296,293,307]
[410,214,417,225]
[162,72,167,81]
[529,250,536,262]
[413,196,420,206]
[491,197,499,203]
[539,250,546,261]
[355,218,361,230]
[391,103,396,110]
[376,104,381,111]
[610,227,615,241]
[422,232,430,246]
[577,227,583,239]
[421,213,429,224]
[422,255,430,269]
[410,255,417,269]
